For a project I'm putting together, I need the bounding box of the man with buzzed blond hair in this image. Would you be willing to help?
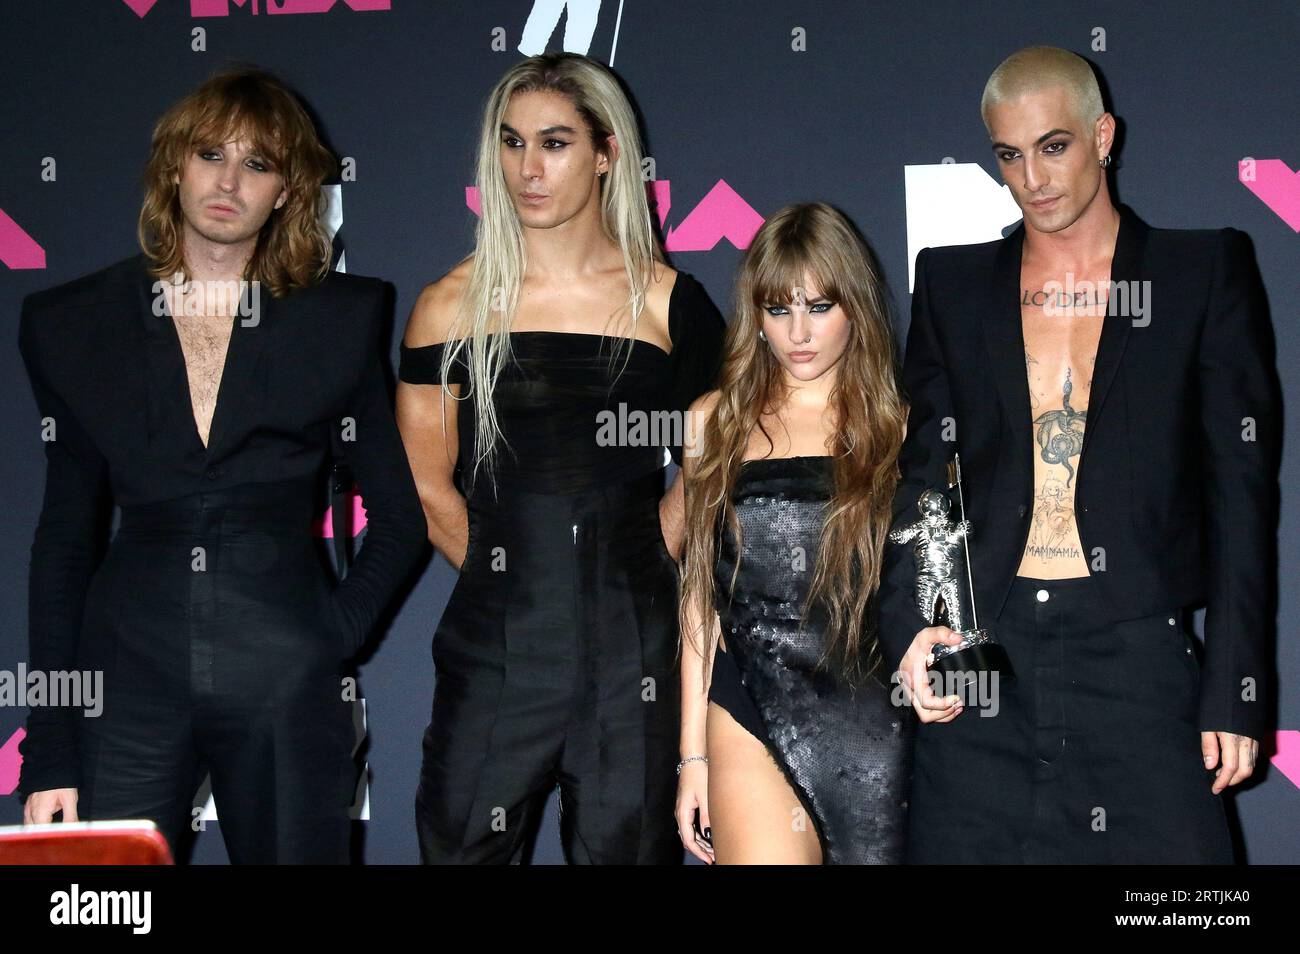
[879,46,1279,863]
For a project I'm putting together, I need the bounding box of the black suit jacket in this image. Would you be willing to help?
[17,254,426,793]
[877,205,1280,742]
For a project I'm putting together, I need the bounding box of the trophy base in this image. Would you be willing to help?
[931,630,1017,686]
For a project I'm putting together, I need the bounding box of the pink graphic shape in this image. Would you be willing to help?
[0,729,25,796]
[191,0,259,13]
[465,179,757,252]
[1240,159,1300,232]
[315,492,369,539]
[1271,730,1300,790]
[265,0,390,10]
[0,208,46,269]
[120,0,161,15]
[663,179,763,252]
[191,0,389,13]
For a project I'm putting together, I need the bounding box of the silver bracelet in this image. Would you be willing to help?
[676,755,709,775]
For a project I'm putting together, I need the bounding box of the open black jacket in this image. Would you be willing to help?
[16,254,426,794]
[877,205,1280,742]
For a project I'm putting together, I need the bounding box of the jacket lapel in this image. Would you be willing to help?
[984,224,1033,476]
[1077,204,1148,463]
[136,261,198,453]
[135,260,274,461]
[203,278,272,460]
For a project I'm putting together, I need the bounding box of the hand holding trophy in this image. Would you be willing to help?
[889,453,1016,689]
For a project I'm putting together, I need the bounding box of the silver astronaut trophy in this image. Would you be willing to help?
[889,454,1015,686]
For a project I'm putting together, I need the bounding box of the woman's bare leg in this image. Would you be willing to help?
[706,701,822,865]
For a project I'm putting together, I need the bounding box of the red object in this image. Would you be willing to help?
[0,822,173,865]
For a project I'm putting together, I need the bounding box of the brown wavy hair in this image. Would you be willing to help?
[137,66,336,297]
[680,203,906,687]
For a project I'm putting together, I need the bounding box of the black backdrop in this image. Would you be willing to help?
[1,1,1296,864]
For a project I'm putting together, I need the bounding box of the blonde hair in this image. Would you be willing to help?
[443,52,663,493]
[138,66,336,298]
[981,46,1104,134]
[680,203,907,687]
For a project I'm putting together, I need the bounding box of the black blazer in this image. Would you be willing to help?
[17,254,426,792]
[877,205,1280,742]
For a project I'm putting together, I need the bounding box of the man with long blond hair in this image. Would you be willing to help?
[879,46,1279,863]
[16,68,425,863]
[396,52,725,864]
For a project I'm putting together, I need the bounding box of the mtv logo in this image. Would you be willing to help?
[517,0,625,65]
[121,1,391,17]
[903,163,1022,291]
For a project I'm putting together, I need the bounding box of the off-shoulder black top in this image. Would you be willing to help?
[398,271,726,498]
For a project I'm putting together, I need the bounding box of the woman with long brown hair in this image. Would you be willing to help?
[674,203,946,864]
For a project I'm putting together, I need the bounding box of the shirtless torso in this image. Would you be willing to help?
[164,284,236,449]
[1014,249,1110,580]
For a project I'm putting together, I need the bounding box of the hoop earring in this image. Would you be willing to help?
[1099,154,1112,168]
[758,329,767,342]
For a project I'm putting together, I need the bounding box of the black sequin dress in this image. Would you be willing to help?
[711,455,915,864]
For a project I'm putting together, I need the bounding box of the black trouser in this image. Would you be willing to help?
[416,472,683,864]
[75,480,355,864]
[907,575,1233,864]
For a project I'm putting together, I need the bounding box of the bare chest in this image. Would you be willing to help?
[745,407,835,460]
[171,315,235,448]
[511,275,672,352]
[1015,262,1110,577]
[1019,264,1108,415]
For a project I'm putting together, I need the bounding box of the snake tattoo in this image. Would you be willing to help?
[1033,368,1087,486]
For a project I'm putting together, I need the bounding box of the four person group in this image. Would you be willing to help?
[15,45,1277,865]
